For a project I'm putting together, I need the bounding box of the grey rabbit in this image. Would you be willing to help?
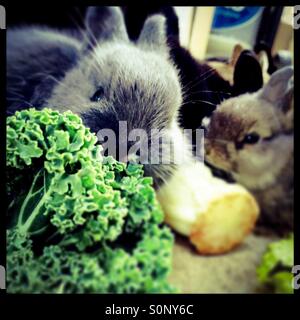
[7,6,188,188]
[204,66,294,233]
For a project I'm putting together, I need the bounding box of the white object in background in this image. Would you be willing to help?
[206,34,250,59]
[173,6,195,48]
[189,7,215,60]
[281,6,293,26]
[272,6,294,56]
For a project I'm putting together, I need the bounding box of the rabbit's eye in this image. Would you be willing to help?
[90,87,104,102]
[236,132,260,149]
[242,132,260,144]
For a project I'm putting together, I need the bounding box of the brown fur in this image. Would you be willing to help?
[204,67,294,233]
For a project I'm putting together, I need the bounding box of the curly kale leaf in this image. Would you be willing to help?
[7,225,176,293]
[7,109,129,249]
[6,108,175,293]
[7,229,109,293]
[7,109,166,250]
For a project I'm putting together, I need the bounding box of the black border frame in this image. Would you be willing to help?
[1,1,299,314]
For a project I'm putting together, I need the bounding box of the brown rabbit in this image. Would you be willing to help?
[204,66,294,234]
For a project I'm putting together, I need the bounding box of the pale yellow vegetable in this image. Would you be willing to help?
[157,162,259,255]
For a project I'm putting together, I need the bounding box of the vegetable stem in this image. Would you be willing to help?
[18,169,51,234]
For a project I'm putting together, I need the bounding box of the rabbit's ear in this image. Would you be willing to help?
[84,7,128,49]
[233,50,263,95]
[229,44,244,67]
[137,14,168,54]
[259,66,294,113]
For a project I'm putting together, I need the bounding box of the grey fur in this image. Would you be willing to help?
[7,27,81,113]
[259,66,294,112]
[137,14,169,55]
[6,7,186,187]
[85,6,129,48]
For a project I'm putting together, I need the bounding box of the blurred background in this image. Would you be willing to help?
[7,6,294,69]
[174,6,293,61]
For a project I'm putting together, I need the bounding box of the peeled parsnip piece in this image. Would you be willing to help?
[157,162,259,255]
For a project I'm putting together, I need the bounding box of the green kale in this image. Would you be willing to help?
[7,224,174,293]
[257,234,294,293]
[6,108,175,293]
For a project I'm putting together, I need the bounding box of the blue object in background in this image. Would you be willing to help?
[211,7,264,47]
[212,7,262,29]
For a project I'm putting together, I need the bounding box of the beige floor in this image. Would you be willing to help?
[169,234,276,293]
